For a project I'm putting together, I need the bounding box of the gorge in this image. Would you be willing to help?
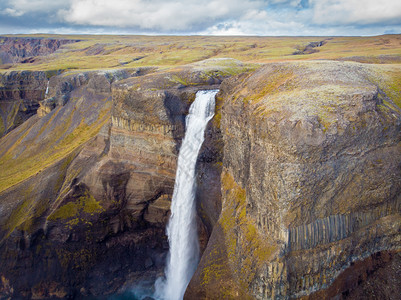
[0,35,400,300]
[155,90,218,300]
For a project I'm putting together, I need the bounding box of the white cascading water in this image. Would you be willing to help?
[154,90,218,300]
[45,80,49,96]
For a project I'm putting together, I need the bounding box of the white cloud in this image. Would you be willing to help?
[0,0,400,35]
[311,0,401,25]
[2,0,69,16]
[203,10,311,36]
[60,0,265,31]
[3,8,24,17]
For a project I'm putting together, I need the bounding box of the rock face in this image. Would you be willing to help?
[0,37,79,65]
[1,58,400,299]
[0,62,238,298]
[0,71,47,136]
[187,61,401,299]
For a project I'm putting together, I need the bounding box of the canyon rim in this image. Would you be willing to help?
[0,34,400,299]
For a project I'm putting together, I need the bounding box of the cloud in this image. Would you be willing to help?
[60,0,265,31]
[3,8,24,17]
[1,0,69,16]
[0,0,400,35]
[310,0,401,25]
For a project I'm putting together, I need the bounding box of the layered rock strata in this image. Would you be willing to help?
[0,37,79,65]
[0,63,237,298]
[0,71,47,136]
[187,61,401,299]
[2,59,399,299]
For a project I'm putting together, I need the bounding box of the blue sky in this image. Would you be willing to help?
[0,0,400,36]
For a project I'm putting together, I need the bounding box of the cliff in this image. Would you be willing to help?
[0,59,250,298]
[0,37,79,65]
[0,53,400,299]
[0,71,48,137]
[186,61,401,299]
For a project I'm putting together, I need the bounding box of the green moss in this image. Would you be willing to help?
[218,170,277,290]
[5,101,21,131]
[54,154,75,194]
[212,93,224,128]
[170,75,190,86]
[5,185,34,233]
[1,152,80,240]
[0,114,4,136]
[0,99,111,193]
[45,69,59,79]
[49,202,79,220]
[48,191,104,222]
[383,72,401,109]
[243,69,294,105]
[56,248,95,270]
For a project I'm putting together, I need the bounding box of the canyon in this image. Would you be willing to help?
[0,36,400,299]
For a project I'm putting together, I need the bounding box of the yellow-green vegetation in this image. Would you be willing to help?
[6,101,20,128]
[4,185,35,235]
[193,58,259,77]
[3,186,48,240]
[0,98,111,193]
[212,92,224,128]
[170,74,191,86]
[1,152,79,240]
[1,34,400,73]
[0,101,21,136]
[48,191,103,224]
[0,114,4,136]
[232,61,401,133]
[213,170,276,291]
[56,248,95,270]
[368,65,401,109]
[243,68,295,105]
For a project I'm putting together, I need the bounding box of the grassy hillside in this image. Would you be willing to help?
[1,34,400,72]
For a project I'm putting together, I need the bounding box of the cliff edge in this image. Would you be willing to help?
[187,61,401,299]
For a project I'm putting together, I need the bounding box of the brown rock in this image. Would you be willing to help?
[0,65,228,298]
[189,61,401,298]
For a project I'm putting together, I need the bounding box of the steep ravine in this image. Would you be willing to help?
[0,63,235,298]
[0,60,400,299]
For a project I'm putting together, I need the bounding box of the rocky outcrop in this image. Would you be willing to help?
[0,37,79,65]
[187,61,401,299]
[37,68,155,117]
[0,71,47,136]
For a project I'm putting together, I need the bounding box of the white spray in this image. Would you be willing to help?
[155,90,218,300]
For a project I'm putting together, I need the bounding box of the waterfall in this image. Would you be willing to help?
[45,80,49,97]
[155,90,218,300]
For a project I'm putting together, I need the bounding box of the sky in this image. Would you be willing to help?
[0,0,400,36]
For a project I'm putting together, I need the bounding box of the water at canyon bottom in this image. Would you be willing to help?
[153,89,218,300]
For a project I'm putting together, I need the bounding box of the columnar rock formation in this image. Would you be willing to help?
[186,61,401,299]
